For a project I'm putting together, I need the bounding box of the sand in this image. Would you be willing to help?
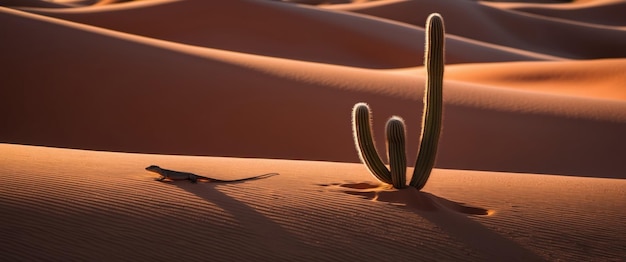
[1,0,625,260]
[2,144,625,261]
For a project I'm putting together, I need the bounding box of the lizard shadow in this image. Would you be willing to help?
[321,182,544,261]
[168,177,306,258]
[199,172,279,183]
[156,172,279,184]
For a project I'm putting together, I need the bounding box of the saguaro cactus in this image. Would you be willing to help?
[351,13,445,190]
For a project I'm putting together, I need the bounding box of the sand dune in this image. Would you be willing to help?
[1,0,625,260]
[325,0,626,58]
[1,0,134,8]
[1,0,74,8]
[1,144,625,261]
[10,0,561,67]
[482,0,626,26]
[2,6,626,178]
[93,0,135,5]
[442,58,626,101]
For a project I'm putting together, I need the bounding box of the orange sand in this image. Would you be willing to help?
[1,144,625,260]
[1,0,625,260]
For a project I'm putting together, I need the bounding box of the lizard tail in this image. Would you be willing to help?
[210,172,279,183]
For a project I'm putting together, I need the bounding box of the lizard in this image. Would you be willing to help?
[145,165,277,183]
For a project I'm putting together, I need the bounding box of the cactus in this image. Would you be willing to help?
[351,13,445,190]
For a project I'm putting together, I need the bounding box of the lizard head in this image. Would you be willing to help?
[145,165,161,171]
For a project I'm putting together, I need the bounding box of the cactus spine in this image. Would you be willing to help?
[351,13,444,190]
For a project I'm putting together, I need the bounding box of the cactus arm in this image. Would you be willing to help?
[352,103,392,184]
[386,116,407,189]
[409,13,445,190]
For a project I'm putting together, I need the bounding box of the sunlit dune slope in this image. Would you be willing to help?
[1,144,625,261]
[416,58,626,101]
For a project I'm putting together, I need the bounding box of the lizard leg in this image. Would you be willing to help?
[155,176,166,182]
[190,175,198,183]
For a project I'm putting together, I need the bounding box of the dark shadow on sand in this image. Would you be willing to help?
[164,175,307,259]
[332,182,546,262]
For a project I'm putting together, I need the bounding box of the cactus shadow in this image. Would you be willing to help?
[326,182,544,261]
[338,182,491,215]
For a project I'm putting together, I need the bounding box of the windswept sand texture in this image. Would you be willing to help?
[1,144,625,261]
[1,0,625,260]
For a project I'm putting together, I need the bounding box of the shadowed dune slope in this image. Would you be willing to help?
[481,0,626,26]
[11,0,560,68]
[1,144,625,261]
[2,7,626,178]
[1,0,135,7]
[325,0,626,58]
[1,0,74,8]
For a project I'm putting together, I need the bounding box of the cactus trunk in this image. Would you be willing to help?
[409,13,445,190]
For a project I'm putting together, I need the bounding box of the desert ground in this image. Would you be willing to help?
[1,0,625,261]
